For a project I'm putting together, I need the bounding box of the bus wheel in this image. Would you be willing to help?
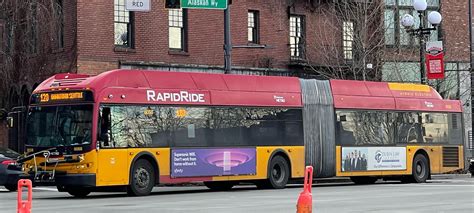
[66,187,91,198]
[350,176,377,185]
[411,154,430,183]
[128,159,155,196]
[4,184,17,192]
[204,181,235,191]
[257,155,289,189]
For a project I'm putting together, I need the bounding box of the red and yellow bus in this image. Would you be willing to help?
[19,69,464,197]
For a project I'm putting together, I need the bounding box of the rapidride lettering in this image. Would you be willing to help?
[147,90,206,103]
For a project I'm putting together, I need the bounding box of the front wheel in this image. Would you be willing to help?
[4,184,17,192]
[257,155,290,189]
[127,159,155,196]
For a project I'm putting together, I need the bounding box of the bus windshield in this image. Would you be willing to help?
[26,105,93,147]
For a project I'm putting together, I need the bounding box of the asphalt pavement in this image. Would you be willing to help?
[0,175,473,213]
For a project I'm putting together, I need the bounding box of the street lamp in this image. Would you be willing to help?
[400,0,442,85]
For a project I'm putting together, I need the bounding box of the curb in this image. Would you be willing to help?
[431,174,472,179]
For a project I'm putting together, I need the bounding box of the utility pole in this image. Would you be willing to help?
[224,3,232,74]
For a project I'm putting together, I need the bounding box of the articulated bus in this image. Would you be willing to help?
[19,69,464,197]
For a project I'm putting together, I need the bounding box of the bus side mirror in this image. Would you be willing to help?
[6,117,14,128]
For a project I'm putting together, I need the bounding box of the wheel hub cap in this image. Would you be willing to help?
[135,167,150,188]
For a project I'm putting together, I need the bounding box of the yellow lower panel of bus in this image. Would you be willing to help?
[336,145,464,177]
[96,148,170,187]
[96,146,305,186]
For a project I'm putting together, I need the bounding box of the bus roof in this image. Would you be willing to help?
[34,69,303,107]
[330,79,462,112]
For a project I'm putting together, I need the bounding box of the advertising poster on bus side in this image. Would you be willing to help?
[171,148,256,177]
[342,147,406,172]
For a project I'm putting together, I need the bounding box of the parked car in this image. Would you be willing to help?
[0,147,22,191]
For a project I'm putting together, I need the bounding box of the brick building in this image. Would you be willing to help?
[0,0,472,151]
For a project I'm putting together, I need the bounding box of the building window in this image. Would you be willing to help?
[114,0,134,48]
[169,9,187,51]
[55,0,64,49]
[248,10,259,44]
[289,15,305,60]
[384,0,440,47]
[343,21,354,61]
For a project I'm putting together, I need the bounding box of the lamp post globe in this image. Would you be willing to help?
[414,0,428,11]
[401,14,415,28]
[428,11,442,25]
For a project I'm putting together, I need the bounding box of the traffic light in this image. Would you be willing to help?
[165,0,180,9]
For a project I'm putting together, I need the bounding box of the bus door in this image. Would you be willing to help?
[97,106,129,186]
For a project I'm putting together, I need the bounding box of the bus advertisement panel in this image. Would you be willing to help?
[171,148,256,177]
[341,147,406,172]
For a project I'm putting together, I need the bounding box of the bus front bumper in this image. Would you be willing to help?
[20,173,96,187]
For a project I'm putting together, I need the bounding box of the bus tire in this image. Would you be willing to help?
[411,154,430,183]
[66,187,91,198]
[257,155,290,189]
[4,184,17,192]
[127,159,155,196]
[204,181,235,191]
[350,176,377,185]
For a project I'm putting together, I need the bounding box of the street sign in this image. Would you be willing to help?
[426,40,445,80]
[126,0,151,12]
[181,0,228,10]
[426,52,445,79]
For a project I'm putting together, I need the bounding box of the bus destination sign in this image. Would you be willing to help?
[32,91,93,104]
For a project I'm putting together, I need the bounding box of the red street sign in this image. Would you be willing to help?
[426,52,445,80]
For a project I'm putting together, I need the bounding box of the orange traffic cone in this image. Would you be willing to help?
[17,179,33,213]
[297,166,313,213]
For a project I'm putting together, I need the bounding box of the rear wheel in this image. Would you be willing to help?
[127,159,155,196]
[4,184,17,192]
[257,155,290,189]
[412,154,430,183]
[350,176,377,185]
[401,154,430,183]
[204,181,235,191]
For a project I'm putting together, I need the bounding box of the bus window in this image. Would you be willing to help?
[396,112,424,144]
[422,113,448,143]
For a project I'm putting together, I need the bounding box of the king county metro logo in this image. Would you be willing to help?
[375,150,383,164]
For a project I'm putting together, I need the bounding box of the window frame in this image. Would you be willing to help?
[248,10,260,44]
[168,8,188,52]
[289,14,306,60]
[114,0,135,49]
[342,20,354,61]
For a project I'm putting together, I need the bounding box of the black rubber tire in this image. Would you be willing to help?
[350,176,377,185]
[66,187,91,198]
[127,159,155,196]
[257,155,290,189]
[4,184,17,192]
[411,154,430,183]
[204,181,235,191]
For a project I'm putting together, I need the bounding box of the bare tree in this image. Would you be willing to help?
[299,0,386,81]
[0,0,76,109]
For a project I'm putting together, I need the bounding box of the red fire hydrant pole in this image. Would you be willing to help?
[17,179,33,213]
[297,166,313,213]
